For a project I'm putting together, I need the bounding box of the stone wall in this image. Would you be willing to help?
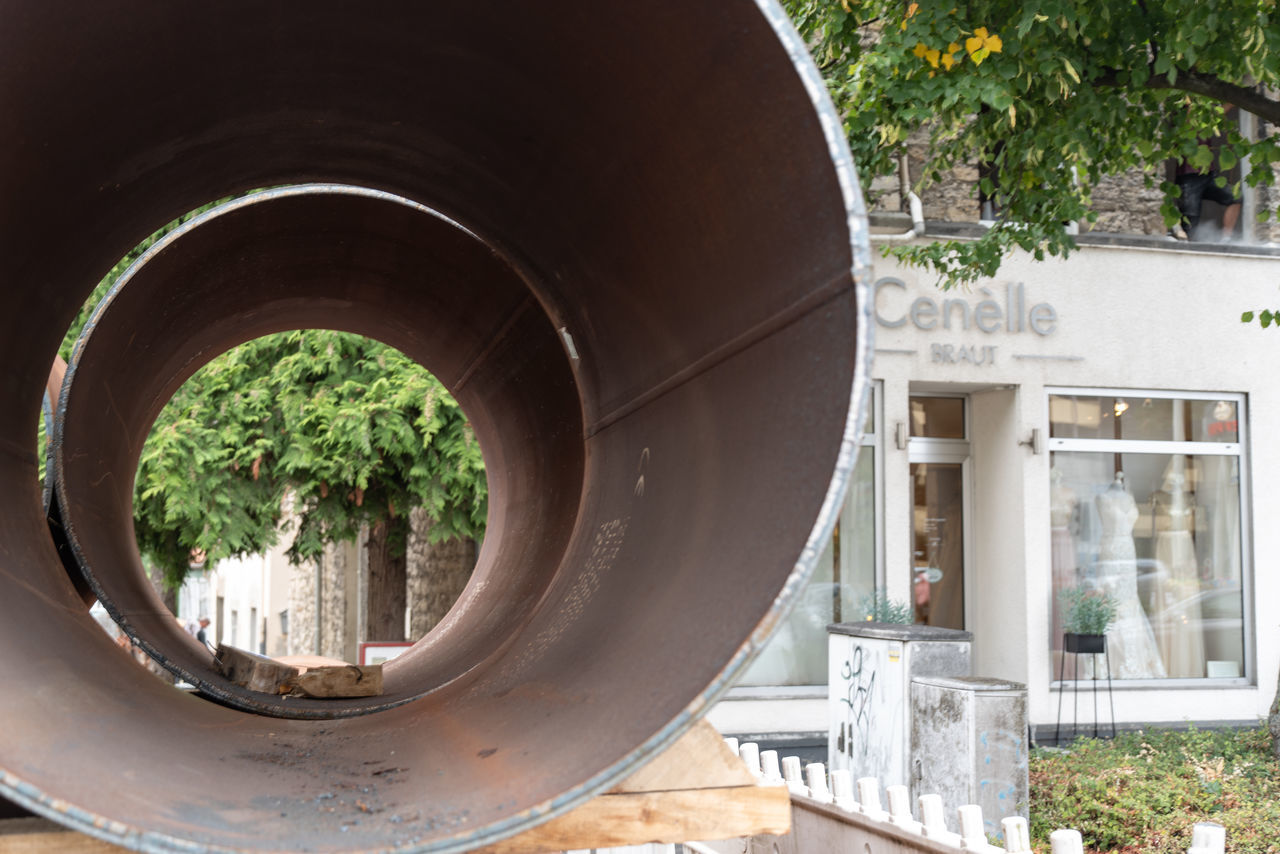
[286,540,353,660]
[282,501,318,658]
[319,540,350,660]
[873,140,1280,241]
[1085,167,1168,236]
[912,163,981,223]
[1250,161,1280,243]
[286,557,317,657]
[884,133,982,222]
[285,516,479,656]
[881,155,1170,235]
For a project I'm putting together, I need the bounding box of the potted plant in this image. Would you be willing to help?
[1059,587,1118,654]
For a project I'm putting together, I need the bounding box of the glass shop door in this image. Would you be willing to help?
[908,396,971,630]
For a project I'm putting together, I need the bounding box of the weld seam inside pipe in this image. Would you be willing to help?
[586,270,856,439]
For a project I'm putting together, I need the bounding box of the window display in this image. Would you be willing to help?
[1048,392,1246,681]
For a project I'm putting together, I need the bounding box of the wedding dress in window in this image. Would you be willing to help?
[1094,474,1166,679]
[1154,469,1205,677]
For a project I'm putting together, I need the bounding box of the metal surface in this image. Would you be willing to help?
[42,356,97,606]
[0,2,871,852]
[56,187,586,719]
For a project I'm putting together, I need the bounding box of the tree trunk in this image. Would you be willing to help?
[406,508,477,639]
[151,568,179,615]
[366,518,408,642]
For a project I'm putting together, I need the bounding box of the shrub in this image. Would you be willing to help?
[1029,725,1280,853]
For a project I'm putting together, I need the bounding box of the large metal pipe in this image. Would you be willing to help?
[56,187,587,719]
[0,2,870,852]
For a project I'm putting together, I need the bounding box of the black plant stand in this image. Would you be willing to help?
[1054,632,1116,743]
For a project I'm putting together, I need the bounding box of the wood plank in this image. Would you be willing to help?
[0,786,790,854]
[213,644,300,694]
[0,818,128,853]
[286,664,383,698]
[473,784,792,854]
[609,719,756,793]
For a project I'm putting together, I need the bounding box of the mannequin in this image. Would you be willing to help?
[1094,472,1166,678]
[1154,466,1205,677]
[1049,466,1077,646]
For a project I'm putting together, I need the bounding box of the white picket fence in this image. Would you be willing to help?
[567,739,1227,854]
[712,738,1227,854]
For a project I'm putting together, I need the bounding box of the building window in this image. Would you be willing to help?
[1048,390,1247,682]
[736,383,882,687]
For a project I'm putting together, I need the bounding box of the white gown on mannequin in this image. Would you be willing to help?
[1154,472,1205,677]
[1095,482,1166,679]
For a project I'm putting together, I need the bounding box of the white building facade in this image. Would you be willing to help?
[712,232,1280,748]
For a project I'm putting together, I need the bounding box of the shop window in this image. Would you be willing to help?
[1048,390,1247,682]
[736,384,882,687]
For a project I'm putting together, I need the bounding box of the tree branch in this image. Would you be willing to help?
[1096,67,1280,125]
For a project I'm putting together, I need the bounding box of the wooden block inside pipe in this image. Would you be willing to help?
[213,645,300,695]
[287,665,383,699]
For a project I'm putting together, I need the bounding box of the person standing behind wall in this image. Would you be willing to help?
[1174,105,1241,241]
[196,617,213,652]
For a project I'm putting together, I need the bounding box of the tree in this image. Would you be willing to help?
[784,0,1280,286]
[134,330,487,640]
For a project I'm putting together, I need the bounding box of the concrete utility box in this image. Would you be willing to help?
[910,675,1029,837]
[827,623,971,786]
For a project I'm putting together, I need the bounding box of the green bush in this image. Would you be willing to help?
[1030,725,1280,853]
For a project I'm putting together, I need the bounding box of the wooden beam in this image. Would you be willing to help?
[609,718,758,793]
[0,818,128,853]
[474,784,791,854]
[474,720,790,854]
[286,664,383,698]
[213,644,299,694]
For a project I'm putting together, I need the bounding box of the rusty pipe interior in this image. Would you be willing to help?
[0,2,870,852]
[55,187,588,719]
